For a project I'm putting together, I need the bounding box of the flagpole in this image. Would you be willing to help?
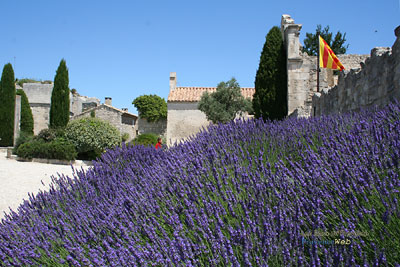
[317,34,320,93]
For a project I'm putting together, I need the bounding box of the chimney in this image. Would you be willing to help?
[105,97,112,106]
[169,72,177,91]
[121,108,128,112]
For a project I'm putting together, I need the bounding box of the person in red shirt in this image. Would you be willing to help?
[155,137,162,150]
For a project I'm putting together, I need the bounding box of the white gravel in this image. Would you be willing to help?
[0,151,91,220]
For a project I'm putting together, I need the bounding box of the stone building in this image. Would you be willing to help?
[167,72,255,145]
[72,97,138,141]
[20,83,101,134]
[20,83,138,138]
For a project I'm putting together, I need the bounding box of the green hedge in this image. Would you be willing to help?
[35,127,66,142]
[12,132,34,154]
[17,138,77,160]
[130,133,159,147]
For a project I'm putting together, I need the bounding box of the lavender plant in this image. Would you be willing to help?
[1,103,399,266]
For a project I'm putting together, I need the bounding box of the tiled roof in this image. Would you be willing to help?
[168,87,255,102]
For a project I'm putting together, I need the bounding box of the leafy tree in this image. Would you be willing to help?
[16,89,34,135]
[0,63,16,146]
[253,26,287,120]
[198,78,253,124]
[50,59,70,128]
[302,25,348,56]
[132,95,167,122]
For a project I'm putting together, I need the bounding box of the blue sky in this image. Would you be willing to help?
[1,0,399,114]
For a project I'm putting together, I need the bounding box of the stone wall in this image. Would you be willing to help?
[312,32,400,116]
[167,102,210,145]
[72,105,137,141]
[281,15,369,118]
[22,83,52,134]
[137,118,167,137]
[29,104,50,135]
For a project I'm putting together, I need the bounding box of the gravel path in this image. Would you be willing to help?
[0,151,91,220]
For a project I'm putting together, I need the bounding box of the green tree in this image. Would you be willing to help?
[16,89,34,135]
[253,26,287,120]
[198,78,253,124]
[132,95,167,122]
[0,63,16,146]
[302,25,348,56]
[50,59,70,128]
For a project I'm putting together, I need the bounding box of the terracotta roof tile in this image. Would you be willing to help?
[168,87,255,102]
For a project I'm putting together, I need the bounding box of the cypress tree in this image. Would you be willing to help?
[0,63,16,146]
[16,89,34,135]
[50,59,70,128]
[253,26,287,120]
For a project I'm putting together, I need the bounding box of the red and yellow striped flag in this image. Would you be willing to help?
[319,36,345,71]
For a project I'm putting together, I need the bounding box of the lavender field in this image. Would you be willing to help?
[1,103,400,266]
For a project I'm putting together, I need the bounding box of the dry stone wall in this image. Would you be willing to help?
[312,33,400,116]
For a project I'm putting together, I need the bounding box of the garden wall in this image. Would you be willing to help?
[136,118,167,137]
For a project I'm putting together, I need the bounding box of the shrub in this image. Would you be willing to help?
[65,117,121,160]
[16,140,43,159]
[46,138,77,160]
[16,138,76,160]
[36,127,65,142]
[130,133,158,146]
[16,78,44,87]
[12,131,34,154]
[121,132,130,142]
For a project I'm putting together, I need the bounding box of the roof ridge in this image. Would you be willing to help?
[168,86,255,102]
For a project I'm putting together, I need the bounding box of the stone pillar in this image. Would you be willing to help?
[170,72,177,91]
[13,95,21,146]
[281,14,307,116]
